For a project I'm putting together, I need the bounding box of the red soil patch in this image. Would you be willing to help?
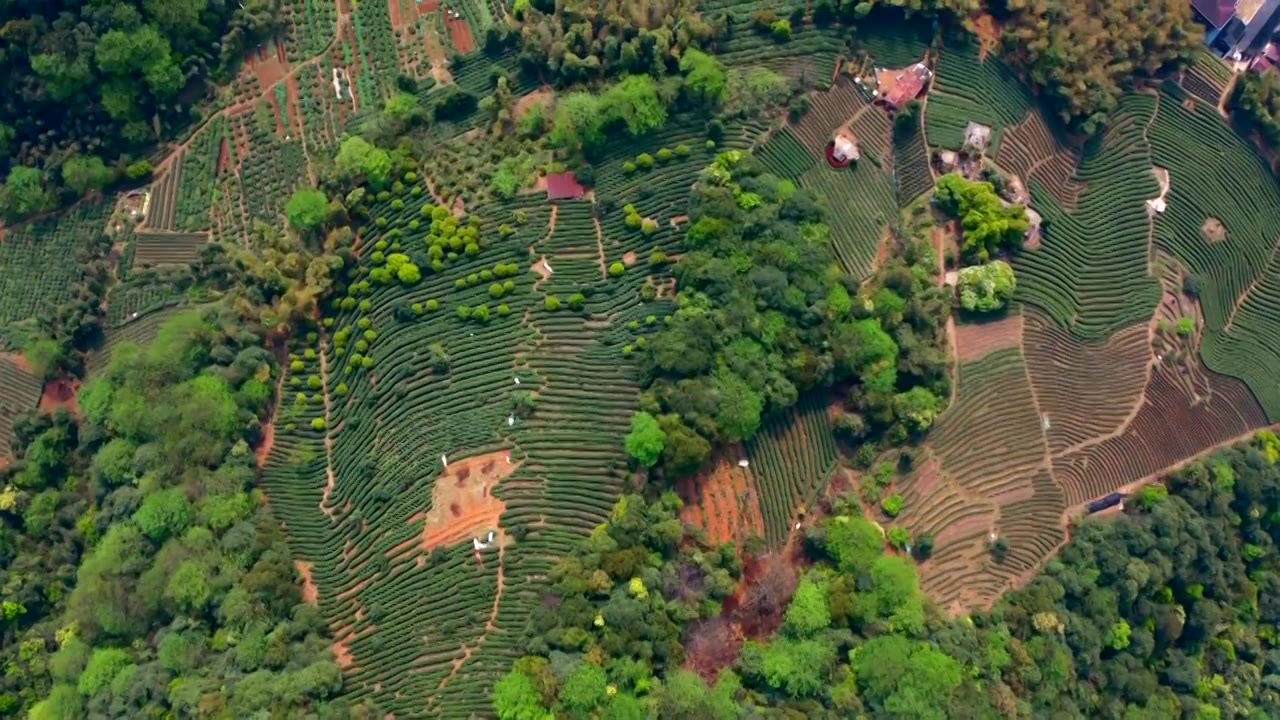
[419,451,519,552]
[446,16,476,54]
[331,629,356,669]
[514,87,554,121]
[389,0,407,29]
[418,0,440,14]
[622,251,637,266]
[296,561,319,604]
[1,352,32,374]
[531,255,553,282]
[954,313,1024,363]
[678,444,764,548]
[286,77,304,138]
[972,15,1001,62]
[38,377,80,416]
[251,43,288,90]
[688,544,806,682]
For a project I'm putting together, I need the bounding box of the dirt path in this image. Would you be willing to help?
[316,320,338,520]
[435,543,506,692]
[153,12,350,179]
[256,363,289,468]
[593,215,607,279]
[296,560,319,603]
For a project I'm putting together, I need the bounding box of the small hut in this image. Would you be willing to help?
[826,129,861,168]
[963,122,992,153]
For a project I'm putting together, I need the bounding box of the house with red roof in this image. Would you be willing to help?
[544,172,585,201]
[880,63,933,111]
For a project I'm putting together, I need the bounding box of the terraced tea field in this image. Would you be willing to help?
[5,11,1280,713]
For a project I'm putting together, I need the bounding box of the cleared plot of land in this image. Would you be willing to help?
[954,312,1023,363]
[678,444,765,548]
[1022,309,1151,453]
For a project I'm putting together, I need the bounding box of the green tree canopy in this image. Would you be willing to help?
[286,188,329,232]
[957,260,1016,312]
[624,411,667,467]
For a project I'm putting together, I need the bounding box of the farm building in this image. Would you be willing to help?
[827,130,861,167]
[544,172,585,201]
[964,122,992,152]
[1195,0,1280,59]
[880,63,933,110]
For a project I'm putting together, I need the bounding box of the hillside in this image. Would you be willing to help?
[0,0,1278,717]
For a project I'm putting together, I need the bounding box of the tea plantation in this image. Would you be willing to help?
[6,3,1280,717]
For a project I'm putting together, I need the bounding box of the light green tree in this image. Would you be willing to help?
[625,412,666,467]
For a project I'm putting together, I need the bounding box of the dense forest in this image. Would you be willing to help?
[503,433,1280,718]
[0,1,279,218]
[5,306,376,717]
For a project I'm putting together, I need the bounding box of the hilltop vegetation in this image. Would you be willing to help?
[498,433,1280,718]
[0,1,280,218]
[0,0,1277,718]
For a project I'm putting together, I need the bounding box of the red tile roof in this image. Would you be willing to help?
[884,64,932,109]
[545,172,585,201]
[1194,0,1238,29]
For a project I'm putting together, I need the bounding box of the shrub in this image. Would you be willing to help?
[771,18,792,41]
[545,296,561,311]
[887,526,911,549]
[312,417,327,431]
[489,283,505,298]
[622,161,637,174]
[957,261,1016,312]
[498,304,511,315]
[569,292,586,310]
[609,262,625,277]
[335,383,349,395]
[340,297,356,311]
[359,299,372,312]
[427,299,439,311]
[290,359,304,372]
[641,218,659,235]
[656,148,674,163]
[635,153,655,170]
[881,494,905,517]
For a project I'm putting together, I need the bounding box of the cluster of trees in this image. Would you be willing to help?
[1231,68,1280,152]
[932,174,1025,314]
[831,218,951,454]
[998,0,1203,134]
[0,1,282,218]
[505,432,1280,717]
[933,173,1029,262]
[494,493,743,718]
[513,0,720,83]
[2,308,373,718]
[957,259,1016,312]
[626,151,949,476]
